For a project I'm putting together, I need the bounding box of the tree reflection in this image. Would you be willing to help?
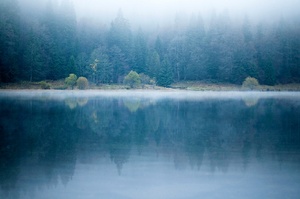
[0,95,300,196]
[108,105,131,175]
[0,135,21,198]
[185,135,205,170]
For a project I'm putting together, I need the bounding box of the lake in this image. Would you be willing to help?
[0,90,300,199]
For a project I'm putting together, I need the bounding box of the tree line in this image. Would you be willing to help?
[0,0,299,86]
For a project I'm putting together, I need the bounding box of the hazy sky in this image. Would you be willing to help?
[72,0,300,24]
[18,0,300,27]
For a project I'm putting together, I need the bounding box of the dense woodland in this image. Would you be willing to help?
[0,0,300,86]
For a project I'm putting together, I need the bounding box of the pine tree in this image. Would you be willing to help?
[154,36,164,60]
[109,46,127,83]
[185,14,206,80]
[22,28,46,81]
[98,53,113,84]
[205,12,221,80]
[76,52,88,77]
[146,49,161,79]
[42,0,60,80]
[108,10,133,67]
[89,47,113,84]
[0,0,20,82]
[57,0,77,78]
[254,23,275,85]
[168,35,188,82]
[107,10,133,82]
[133,28,147,74]
[157,56,173,87]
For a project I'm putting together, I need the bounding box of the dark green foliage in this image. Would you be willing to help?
[154,36,164,59]
[89,48,113,84]
[185,14,206,80]
[68,56,76,75]
[133,29,147,73]
[76,52,89,77]
[106,10,133,83]
[0,3,299,86]
[146,49,161,79]
[77,77,89,90]
[109,45,127,83]
[260,61,276,85]
[0,0,20,82]
[22,29,44,82]
[168,35,188,81]
[157,57,173,87]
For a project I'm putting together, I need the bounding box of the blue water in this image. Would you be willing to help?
[0,91,300,199]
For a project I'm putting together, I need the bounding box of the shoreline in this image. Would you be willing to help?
[1,81,300,92]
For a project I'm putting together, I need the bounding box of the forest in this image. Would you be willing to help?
[0,0,300,86]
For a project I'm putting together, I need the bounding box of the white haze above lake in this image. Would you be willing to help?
[1,91,300,103]
[71,0,300,24]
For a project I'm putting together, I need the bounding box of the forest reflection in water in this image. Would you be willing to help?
[0,91,300,199]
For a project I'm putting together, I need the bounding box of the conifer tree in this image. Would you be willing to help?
[157,56,173,87]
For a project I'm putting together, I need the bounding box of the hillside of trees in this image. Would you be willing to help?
[0,0,299,86]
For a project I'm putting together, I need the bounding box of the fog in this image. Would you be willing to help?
[20,0,300,26]
[72,0,300,24]
[2,90,300,103]
[6,0,300,85]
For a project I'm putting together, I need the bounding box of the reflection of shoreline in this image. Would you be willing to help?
[1,132,299,198]
[242,96,260,107]
[123,97,156,112]
[65,97,89,109]
[1,95,300,196]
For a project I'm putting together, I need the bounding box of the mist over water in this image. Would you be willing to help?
[1,1,300,197]
[1,90,300,101]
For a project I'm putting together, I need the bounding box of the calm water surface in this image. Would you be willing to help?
[0,91,300,199]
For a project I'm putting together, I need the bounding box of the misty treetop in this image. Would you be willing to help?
[0,0,300,86]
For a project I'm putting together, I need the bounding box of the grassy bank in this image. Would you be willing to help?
[171,81,300,91]
[0,80,171,90]
[1,80,300,91]
[0,80,66,90]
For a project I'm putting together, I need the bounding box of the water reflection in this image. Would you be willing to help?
[0,91,300,198]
